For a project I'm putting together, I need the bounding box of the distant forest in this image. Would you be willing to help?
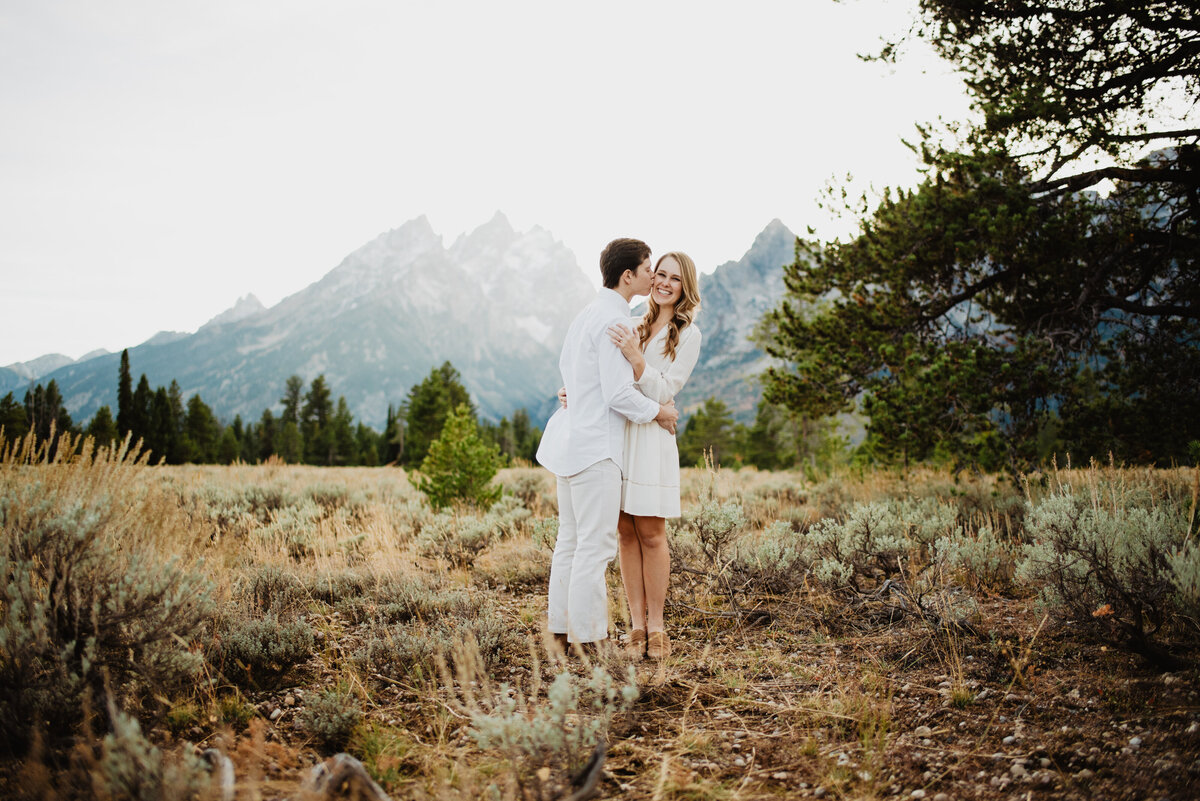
[0,352,541,469]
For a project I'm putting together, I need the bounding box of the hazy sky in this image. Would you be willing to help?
[0,0,973,367]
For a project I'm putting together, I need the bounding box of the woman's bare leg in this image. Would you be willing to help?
[633,515,670,632]
[617,511,646,631]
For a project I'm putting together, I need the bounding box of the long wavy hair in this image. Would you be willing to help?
[638,251,701,361]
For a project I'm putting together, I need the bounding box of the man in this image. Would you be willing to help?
[536,237,679,654]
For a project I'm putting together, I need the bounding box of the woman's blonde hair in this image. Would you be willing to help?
[638,251,701,361]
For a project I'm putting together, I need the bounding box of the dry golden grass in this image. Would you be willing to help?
[2,438,1197,800]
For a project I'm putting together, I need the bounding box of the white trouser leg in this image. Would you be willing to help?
[547,459,621,643]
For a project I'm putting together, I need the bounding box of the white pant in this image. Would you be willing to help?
[547,459,621,643]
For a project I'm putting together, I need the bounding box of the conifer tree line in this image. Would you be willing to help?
[0,352,541,469]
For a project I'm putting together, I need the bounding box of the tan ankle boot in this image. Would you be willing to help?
[626,629,647,659]
[646,630,671,659]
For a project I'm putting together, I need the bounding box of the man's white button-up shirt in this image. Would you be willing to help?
[536,288,660,477]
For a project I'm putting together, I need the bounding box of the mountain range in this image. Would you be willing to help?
[2,215,799,429]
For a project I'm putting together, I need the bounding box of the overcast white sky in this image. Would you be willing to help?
[0,0,973,367]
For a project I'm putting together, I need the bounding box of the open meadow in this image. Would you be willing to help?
[2,435,1198,800]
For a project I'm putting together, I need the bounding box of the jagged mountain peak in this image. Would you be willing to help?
[202,294,266,330]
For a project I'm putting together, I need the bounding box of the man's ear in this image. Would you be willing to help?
[620,269,633,286]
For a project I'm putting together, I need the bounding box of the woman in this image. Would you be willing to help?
[607,251,702,659]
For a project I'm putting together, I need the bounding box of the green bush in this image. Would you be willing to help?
[935,525,1018,592]
[209,613,314,689]
[0,442,212,748]
[300,684,363,749]
[732,521,807,594]
[411,404,502,510]
[1016,486,1190,664]
[418,497,532,568]
[678,498,746,566]
[468,666,639,799]
[90,705,214,801]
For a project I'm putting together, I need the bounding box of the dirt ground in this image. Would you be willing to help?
[122,588,1199,801]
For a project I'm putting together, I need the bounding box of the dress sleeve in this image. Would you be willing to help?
[636,326,702,403]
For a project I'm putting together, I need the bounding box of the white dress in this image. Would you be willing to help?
[621,318,703,518]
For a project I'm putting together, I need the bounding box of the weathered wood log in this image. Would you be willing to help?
[200,748,235,801]
[301,753,392,801]
[564,741,606,801]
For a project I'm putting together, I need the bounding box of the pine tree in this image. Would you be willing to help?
[381,404,402,464]
[257,409,277,461]
[117,349,133,436]
[277,420,303,463]
[355,423,380,466]
[183,394,220,463]
[23,381,72,445]
[131,375,153,450]
[402,362,473,466]
[677,397,742,468]
[411,404,502,510]
[302,375,335,464]
[86,405,119,449]
[0,392,29,444]
[331,397,357,465]
[280,375,303,425]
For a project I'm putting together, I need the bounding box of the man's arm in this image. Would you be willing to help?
[597,328,672,427]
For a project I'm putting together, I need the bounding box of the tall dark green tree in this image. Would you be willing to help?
[146,387,176,463]
[130,375,153,451]
[356,423,380,466]
[381,404,402,464]
[117,349,133,437]
[677,397,742,468]
[763,0,1200,473]
[401,362,473,467]
[23,381,72,444]
[0,392,29,444]
[86,405,119,449]
[257,409,277,461]
[183,394,220,463]
[280,375,304,426]
[301,375,335,464]
[331,397,357,465]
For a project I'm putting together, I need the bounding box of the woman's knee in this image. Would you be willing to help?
[634,519,668,550]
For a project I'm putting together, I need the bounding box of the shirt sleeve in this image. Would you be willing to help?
[636,326,702,403]
[598,321,661,424]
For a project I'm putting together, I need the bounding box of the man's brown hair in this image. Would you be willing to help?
[599,238,651,289]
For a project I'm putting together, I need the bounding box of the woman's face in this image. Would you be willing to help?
[652,256,684,308]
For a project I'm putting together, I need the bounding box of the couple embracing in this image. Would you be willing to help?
[536,237,702,660]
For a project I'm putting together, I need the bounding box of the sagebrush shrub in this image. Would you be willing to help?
[209,612,314,689]
[732,521,807,593]
[300,684,362,749]
[1016,485,1189,662]
[935,525,1017,592]
[467,665,639,799]
[0,435,212,747]
[679,498,746,566]
[90,705,214,801]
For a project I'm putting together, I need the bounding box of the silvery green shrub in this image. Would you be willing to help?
[0,469,211,747]
[1169,542,1200,620]
[418,496,532,568]
[1016,487,1189,662]
[300,683,362,749]
[803,501,929,588]
[935,525,1017,591]
[256,498,323,559]
[732,521,807,593]
[469,666,638,798]
[679,498,746,566]
[209,612,314,690]
[91,706,213,801]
